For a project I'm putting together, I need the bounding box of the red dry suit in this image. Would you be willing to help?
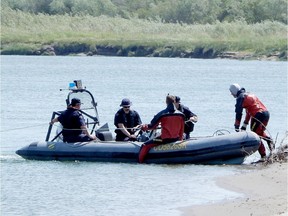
[139,103,185,163]
[234,88,273,157]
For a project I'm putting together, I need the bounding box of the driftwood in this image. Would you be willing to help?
[263,131,288,166]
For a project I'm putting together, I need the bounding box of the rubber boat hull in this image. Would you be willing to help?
[16,131,260,165]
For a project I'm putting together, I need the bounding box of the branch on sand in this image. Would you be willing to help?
[263,131,288,165]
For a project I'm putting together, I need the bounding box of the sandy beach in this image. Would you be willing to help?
[181,161,288,216]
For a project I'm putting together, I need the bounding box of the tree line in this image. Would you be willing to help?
[2,0,287,25]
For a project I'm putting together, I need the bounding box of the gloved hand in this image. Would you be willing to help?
[141,124,149,131]
[240,123,248,131]
[190,116,198,123]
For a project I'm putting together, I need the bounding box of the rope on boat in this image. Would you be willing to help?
[212,129,231,136]
[51,124,154,132]
[241,146,255,156]
[215,116,274,143]
[0,123,48,132]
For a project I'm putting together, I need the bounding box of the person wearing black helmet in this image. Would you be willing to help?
[114,98,142,141]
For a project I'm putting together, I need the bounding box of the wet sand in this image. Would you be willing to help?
[181,162,288,216]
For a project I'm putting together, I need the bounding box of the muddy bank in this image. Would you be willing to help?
[1,43,286,61]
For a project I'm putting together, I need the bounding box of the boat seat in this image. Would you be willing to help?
[97,131,113,141]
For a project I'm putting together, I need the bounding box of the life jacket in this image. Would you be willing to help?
[114,109,141,130]
[58,108,84,137]
[150,112,185,140]
[243,93,267,117]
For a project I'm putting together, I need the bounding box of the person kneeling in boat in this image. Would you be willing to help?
[50,98,96,143]
[114,98,142,141]
[138,95,185,163]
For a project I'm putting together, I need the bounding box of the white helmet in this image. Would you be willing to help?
[229,83,241,96]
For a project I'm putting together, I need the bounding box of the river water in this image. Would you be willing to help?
[0,56,287,216]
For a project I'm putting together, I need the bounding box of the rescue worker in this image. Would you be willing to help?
[50,98,96,142]
[175,96,198,139]
[138,95,185,163]
[114,98,142,141]
[229,84,274,159]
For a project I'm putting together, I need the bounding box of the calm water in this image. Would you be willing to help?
[0,56,287,216]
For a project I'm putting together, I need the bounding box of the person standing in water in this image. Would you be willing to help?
[229,83,274,159]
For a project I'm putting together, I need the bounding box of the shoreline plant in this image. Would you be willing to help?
[1,5,287,60]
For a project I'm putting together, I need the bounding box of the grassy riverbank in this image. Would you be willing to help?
[1,7,287,60]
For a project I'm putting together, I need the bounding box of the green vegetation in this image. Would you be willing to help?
[1,0,287,59]
[2,0,287,24]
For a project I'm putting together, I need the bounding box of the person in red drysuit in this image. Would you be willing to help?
[229,83,274,159]
[138,95,185,163]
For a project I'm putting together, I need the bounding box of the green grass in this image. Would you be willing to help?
[1,7,287,58]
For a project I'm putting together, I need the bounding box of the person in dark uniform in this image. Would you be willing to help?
[50,98,96,143]
[174,96,198,139]
[114,98,142,141]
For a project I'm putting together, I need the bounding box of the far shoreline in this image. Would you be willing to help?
[1,44,286,61]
